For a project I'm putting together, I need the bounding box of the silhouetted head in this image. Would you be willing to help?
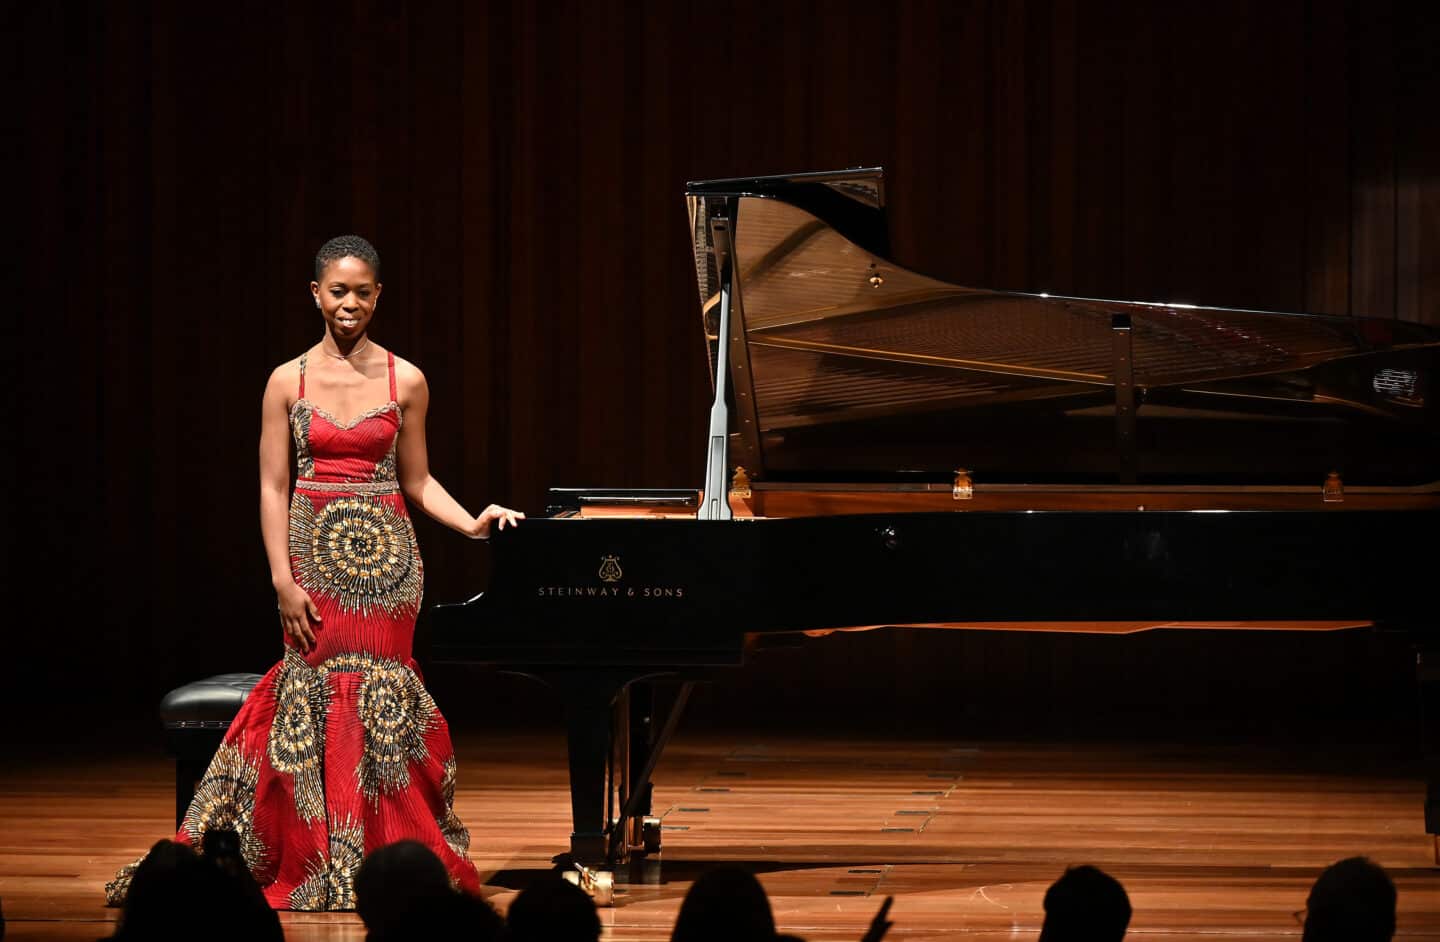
[1039,865,1132,942]
[367,889,504,942]
[672,866,777,942]
[112,840,243,941]
[354,841,455,934]
[506,875,602,942]
[1303,856,1396,942]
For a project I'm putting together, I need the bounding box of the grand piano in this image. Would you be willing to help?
[430,168,1440,887]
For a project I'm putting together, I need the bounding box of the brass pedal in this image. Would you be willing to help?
[562,861,616,907]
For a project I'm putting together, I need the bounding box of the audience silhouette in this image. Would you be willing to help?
[354,840,453,931]
[672,866,777,942]
[199,829,283,941]
[670,864,891,942]
[506,874,603,942]
[354,840,502,942]
[108,839,259,942]
[103,833,1404,942]
[374,890,504,941]
[1302,856,1396,942]
[1038,865,1131,942]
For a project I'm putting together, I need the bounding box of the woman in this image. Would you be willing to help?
[108,234,521,910]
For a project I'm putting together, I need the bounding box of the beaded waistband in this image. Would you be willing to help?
[294,478,400,495]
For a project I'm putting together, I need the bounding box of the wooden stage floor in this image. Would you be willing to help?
[2,730,1438,940]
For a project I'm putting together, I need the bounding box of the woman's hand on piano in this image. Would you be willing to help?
[470,503,525,540]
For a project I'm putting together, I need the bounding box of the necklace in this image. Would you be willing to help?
[323,336,370,361]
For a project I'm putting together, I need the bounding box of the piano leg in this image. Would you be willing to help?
[543,669,676,864]
[1419,643,1440,864]
[539,670,693,866]
[550,670,633,863]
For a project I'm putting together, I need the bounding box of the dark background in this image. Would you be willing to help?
[8,0,1439,749]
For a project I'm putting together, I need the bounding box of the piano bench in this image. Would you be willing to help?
[159,673,263,829]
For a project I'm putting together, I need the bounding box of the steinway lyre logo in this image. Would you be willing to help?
[537,553,682,599]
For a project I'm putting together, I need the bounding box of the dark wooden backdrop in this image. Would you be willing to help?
[10,0,1440,744]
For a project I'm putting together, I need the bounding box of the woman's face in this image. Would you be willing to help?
[310,255,382,342]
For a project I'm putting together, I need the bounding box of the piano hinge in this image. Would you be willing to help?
[730,466,752,500]
[1323,470,1344,503]
[952,469,973,500]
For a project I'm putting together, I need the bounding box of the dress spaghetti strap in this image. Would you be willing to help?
[387,351,397,402]
[298,352,308,399]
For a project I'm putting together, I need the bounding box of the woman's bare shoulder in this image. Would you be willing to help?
[390,353,428,391]
[263,355,306,401]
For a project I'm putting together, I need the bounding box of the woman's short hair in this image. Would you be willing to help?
[314,235,381,281]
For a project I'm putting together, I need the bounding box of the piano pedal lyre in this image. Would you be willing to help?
[562,861,616,907]
[622,810,664,856]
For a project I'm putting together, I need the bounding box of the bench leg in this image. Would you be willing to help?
[174,758,208,830]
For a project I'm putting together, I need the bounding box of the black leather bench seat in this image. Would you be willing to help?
[161,673,263,827]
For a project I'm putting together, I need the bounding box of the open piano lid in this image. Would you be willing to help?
[687,167,1440,487]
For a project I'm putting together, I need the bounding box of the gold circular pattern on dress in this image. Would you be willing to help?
[289,493,422,615]
[180,741,271,882]
[289,815,364,912]
[355,658,436,800]
[266,649,328,823]
[437,755,471,858]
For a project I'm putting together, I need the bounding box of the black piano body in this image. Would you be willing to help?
[430,168,1440,868]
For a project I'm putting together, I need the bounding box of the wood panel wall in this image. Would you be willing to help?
[11,0,1440,739]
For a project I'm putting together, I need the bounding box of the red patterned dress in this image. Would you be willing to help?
[108,350,478,910]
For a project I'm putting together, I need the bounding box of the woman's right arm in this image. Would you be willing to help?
[259,365,319,653]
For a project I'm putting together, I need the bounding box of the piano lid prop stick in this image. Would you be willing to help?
[700,260,735,520]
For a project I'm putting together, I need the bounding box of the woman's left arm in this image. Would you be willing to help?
[396,363,523,539]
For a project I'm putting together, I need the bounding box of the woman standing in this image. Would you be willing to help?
[108,235,521,910]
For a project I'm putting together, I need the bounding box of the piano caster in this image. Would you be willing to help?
[641,815,662,856]
[563,862,616,907]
